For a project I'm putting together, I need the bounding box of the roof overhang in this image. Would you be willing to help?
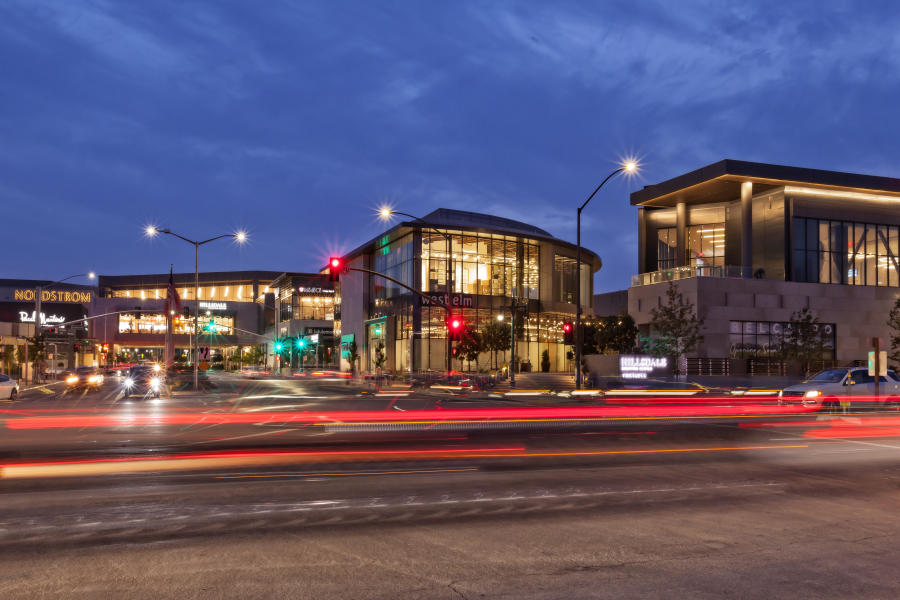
[631,159,900,208]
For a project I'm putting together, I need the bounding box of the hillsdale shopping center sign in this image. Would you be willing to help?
[14,289,92,303]
[619,355,669,379]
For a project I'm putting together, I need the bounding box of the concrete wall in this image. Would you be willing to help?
[628,277,899,362]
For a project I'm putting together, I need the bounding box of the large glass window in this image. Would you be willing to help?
[793,217,900,286]
[657,227,677,270]
[420,231,539,298]
[686,224,725,269]
[118,313,234,335]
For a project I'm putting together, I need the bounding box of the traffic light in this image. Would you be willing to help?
[562,322,574,345]
[447,316,463,340]
[73,343,79,352]
[274,341,283,352]
[203,319,215,332]
[451,346,460,358]
[328,257,348,282]
[296,338,305,349]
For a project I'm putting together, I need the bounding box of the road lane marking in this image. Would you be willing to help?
[215,467,479,479]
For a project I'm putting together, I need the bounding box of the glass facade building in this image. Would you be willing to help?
[341,209,601,373]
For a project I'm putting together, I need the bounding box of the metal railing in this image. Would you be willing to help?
[631,265,744,287]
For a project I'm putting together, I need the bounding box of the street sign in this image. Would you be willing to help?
[198,346,210,361]
[868,351,887,376]
[199,361,210,371]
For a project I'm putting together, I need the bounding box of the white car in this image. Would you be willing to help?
[779,367,900,411]
[0,373,20,400]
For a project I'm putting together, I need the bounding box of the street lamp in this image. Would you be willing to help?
[575,160,638,389]
[31,272,95,384]
[378,207,455,374]
[145,225,248,391]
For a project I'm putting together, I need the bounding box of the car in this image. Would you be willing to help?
[122,364,164,399]
[779,367,900,411]
[0,373,19,400]
[65,366,105,391]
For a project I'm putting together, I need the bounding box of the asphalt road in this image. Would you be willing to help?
[4,377,900,598]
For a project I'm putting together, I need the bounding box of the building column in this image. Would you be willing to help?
[675,201,687,267]
[741,181,753,278]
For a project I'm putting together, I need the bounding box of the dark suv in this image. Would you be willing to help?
[65,366,104,391]
[123,365,164,399]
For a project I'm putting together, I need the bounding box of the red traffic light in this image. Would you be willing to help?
[328,257,347,281]
[449,318,462,330]
[562,322,573,333]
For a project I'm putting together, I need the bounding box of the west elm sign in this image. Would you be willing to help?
[619,355,669,379]
[419,293,474,308]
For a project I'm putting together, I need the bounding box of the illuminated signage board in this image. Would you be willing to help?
[18,311,67,324]
[14,289,92,303]
[199,301,227,310]
[619,355,669,379]
[419,293,474,308]
[297,286,335,295]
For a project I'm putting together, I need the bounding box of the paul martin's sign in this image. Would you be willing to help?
[419,293,474,308]
[14,289,92,303]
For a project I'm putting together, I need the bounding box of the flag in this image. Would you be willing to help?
[164,266,181,314]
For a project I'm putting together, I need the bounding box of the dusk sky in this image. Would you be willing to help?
[3,1,899,292]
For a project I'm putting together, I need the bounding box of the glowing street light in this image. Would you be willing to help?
[574,158,641,389]
[142,225,249,390]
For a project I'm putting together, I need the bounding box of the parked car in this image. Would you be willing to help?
[779,367,900,411]
[0,373,19,400]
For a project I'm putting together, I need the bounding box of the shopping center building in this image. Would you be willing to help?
[597,159,900,370]
[339,208,602,373]
[0,279,94,376]
[94,271,282,365]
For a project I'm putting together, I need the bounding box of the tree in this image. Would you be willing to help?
[373,341,387,371]
[540,349,551,372]
[26,336,46,381]
[641,283,704,377]
[481,321,511,369]
[584,314,639,355]
[347,340,360,375]
[456,327,483,371]
[783,307,826,376]
[889,297,900,368]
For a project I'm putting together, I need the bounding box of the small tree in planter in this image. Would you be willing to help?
[456,327,483,371]
[348,340,360,376]
[541,349,551,373]
[642,282,704,380]
[373,341,386,373]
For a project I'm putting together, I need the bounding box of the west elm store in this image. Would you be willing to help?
[339,209,602,374]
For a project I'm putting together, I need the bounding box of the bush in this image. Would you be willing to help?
[541,349,550,372]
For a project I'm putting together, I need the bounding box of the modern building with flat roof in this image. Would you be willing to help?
[340,208,602,373]
[601,159,900,370]
[94,270,283,365]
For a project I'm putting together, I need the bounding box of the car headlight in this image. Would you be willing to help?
[66,376,78,384]
[153,364,161,372]
[88,375,102,383]
[150,377,160,390]
[778,390,783,398]
[124,377,134,388]
[804,390,822,398]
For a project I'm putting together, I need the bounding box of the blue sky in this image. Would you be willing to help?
[2,0,899,292]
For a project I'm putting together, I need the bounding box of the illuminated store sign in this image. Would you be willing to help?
[619,355,669,379]
[419,293,474,308]
[199,301,227,310]
[19,311,67,324]
[297,286,335,295]
[13,289,92,303]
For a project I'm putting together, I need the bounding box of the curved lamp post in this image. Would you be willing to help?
[31,272,96,383]
[378,207,454,374]
[575,160,637,389]
[145,226,247,391]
